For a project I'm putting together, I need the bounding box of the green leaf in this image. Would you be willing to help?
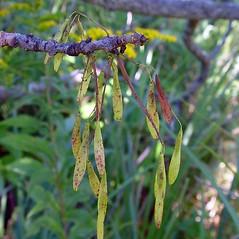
[0,134,54,158]
[112,60,123,121]
[0,115,42,133]
[168,126,183,185]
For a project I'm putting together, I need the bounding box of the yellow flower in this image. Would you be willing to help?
[135,27,177,43]
[0,9,10,17]
[9,3,31,11]
[86,27,112,40]
[124,44,137,59]
[0,59,8,70]
[38,20,57,31]
[69,33,82,42]
[115,30,122,36]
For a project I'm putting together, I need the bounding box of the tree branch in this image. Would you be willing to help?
[0,31,147,56]
[181,19,232,102]
[83,0,239,20]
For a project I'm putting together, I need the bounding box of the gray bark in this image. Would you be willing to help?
[0,31,147,56]
[83,0,239,20]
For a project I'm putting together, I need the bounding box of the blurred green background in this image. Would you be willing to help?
[0,1,239,238]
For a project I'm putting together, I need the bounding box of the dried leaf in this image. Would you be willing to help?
[154,151,166,229]
[155,75,172,123]
[77,56,95,103]
[71,113,81,158]
[94,121,105,176]
[112,61,123,121]
[87,160,100,197]
[168,126,183,185]
[146,81,160,139]
[73,122,90,191]
[97,172,108,239]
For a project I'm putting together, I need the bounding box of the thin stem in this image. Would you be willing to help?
[117,57,163,144]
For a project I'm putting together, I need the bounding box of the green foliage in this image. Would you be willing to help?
[0,1,239,239]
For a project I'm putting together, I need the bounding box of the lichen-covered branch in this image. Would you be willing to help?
[0,31,147,56]
[84,0,239,20]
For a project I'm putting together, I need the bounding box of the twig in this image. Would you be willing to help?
[209,20,233,60]
[117,57,163,144]
[0,31,147,56]
[181,19,233,102]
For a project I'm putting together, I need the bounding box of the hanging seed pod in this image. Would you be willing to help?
[98,71,104,111]
[94,121,105,176]
[111,60,123,121]
[155,75,172,124]
[168,125,183,185]
[45,12,78,70]
[97,172,108,239]
[73,122,90,191]
[77,56,95,103]
[87,160,100,197]
[71,113,81,158]
[146,80,160,139]
[154,151,166,229]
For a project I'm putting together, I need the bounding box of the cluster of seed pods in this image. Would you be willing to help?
[46,11,183,238]
[71,55,183,237]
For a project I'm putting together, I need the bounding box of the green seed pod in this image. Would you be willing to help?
[77,56,95,103]
[94,121,105,176]
[146,81,160,139]
[47,13,77,71]
[97,172,108,239]
[73,122,90,191]
[112,61,123,121]
[98,71,104,111]
[154,152,166,229]
[71,113,81,159]
[87,160,100,197]
[168,126,183,185]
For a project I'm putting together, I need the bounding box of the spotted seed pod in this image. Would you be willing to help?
[87,160,100,197]
[73,122,90,191]
[112,60,123,121]
[168,126,183,185]
[154,151,166,229]
[71,113,81,159]
[97,71,104,111]
[77,56,95,103]
[94,121,105,176]
[146,80,160,139]
[97,172,108,239]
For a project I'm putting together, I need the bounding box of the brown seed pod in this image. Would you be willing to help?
[155,75,172,124]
